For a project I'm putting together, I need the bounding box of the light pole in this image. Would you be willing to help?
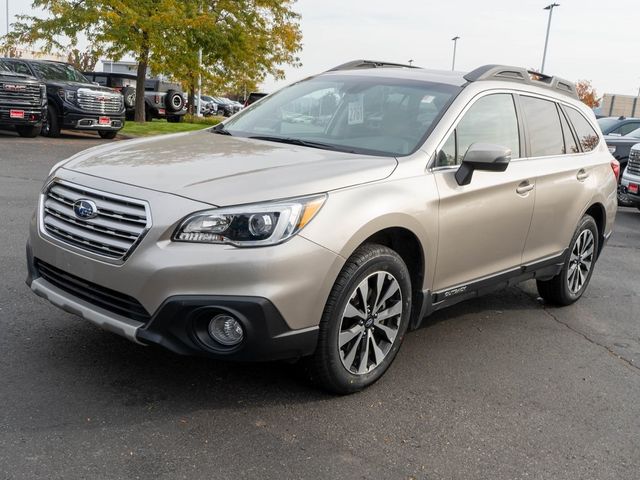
[451,36,460,71]
[5,0,9,37]
[540,3,560,73]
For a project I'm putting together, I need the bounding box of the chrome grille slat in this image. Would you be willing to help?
[41,181,150,260]
[0,83,40,106]
[47,190,147,225]
[628,150,640,176]
[76,88,122,114]
[49,184,146,219]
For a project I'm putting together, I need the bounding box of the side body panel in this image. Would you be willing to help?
[432,164,535,291]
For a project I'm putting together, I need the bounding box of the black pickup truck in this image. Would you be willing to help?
[0,62,47,137]
[0,58,125,139]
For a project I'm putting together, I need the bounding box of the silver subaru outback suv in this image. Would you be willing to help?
[27,61,618,393]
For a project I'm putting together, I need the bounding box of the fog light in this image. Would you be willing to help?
[208,314,244,346]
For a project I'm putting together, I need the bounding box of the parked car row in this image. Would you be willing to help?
[0,58,193,139]
[1,58,127,139]
[598,116,640,207]
[82,72,187,123]
[195,94,244,117]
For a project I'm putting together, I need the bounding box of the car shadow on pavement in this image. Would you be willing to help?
[19,285,546,427]
[0,128,115,141]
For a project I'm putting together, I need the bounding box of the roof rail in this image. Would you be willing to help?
[328,60,420,72]
[463,64,578,99]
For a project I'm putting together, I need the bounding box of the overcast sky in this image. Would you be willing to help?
[4,0,639,96]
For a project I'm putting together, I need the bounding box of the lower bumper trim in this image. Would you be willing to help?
[30,277,144,344]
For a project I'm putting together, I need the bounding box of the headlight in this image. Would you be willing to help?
[608,145,616,154]
[174,194,326,246]
[58,88,76,103]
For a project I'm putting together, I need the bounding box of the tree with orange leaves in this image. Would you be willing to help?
[576,80,600,108]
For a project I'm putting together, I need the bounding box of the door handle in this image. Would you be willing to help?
[516,181,535,195]
[577,169,589,181]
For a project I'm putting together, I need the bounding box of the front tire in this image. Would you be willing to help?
[15,125,41,138]
[311,244,412,394]
[536,215,599,306]
[42,105,60,138]
[98,130,117,139]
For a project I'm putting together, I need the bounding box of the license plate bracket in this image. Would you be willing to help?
[629,183,639,194]
[98,116,111,126]
[10,109,25,119]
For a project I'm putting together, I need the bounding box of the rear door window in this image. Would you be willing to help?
[610,122,640,136]
[520,96,564,157]
[564,107,600,152]
[92,75,108,86]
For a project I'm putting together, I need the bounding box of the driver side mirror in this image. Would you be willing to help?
[455,143,511,186]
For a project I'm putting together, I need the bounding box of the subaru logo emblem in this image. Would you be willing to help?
[73,199,98,219]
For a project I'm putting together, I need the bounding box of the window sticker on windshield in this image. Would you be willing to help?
[422,95,435,103]
[348,95,364,125]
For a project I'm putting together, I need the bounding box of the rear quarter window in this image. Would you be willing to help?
[564,107,600,152]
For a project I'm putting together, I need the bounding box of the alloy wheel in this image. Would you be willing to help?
[567,229,595,294]
[338,271,403,375]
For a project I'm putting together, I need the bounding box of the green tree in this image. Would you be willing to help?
[4,0,301,122]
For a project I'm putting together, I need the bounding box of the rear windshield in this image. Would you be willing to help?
[31,62,89,83]
[223,75,460,156]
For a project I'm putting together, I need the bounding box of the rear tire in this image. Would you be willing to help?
[42,105,60,138]
[311,244,412,394]
[15,125,41,138]
[536,215,599,306]
[98,130,117,139]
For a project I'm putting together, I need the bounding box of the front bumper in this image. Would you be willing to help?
[63,111,125,130]
[620,169,640,206]
[27,254,318,361]
[27,173,344,360]
[0,105,46,127]
[61,102,125,130]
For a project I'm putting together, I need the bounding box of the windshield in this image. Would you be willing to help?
[597,117,620,133]
[31,62,89,83]
[624,127,640,138]
[0,62,9,72]
[223,75,460,156]
[201,95,214,102]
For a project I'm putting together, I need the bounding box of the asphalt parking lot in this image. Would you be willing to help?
[1,130,639,480]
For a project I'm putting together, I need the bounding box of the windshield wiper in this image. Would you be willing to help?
[212,124,232,135]
[248,135,356,153]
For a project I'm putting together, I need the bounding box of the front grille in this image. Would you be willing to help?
[0,82,40,106]
[76,88,122,114]
[627,149,640,176]
[41,181,150,260]
[35,259,150,323]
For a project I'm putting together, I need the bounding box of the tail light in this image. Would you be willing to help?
[611,159,620,182]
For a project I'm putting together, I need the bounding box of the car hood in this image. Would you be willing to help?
[45,79,116,93]
[0,71,39,83]
[604,135,640,145]
[59,129,398,206]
